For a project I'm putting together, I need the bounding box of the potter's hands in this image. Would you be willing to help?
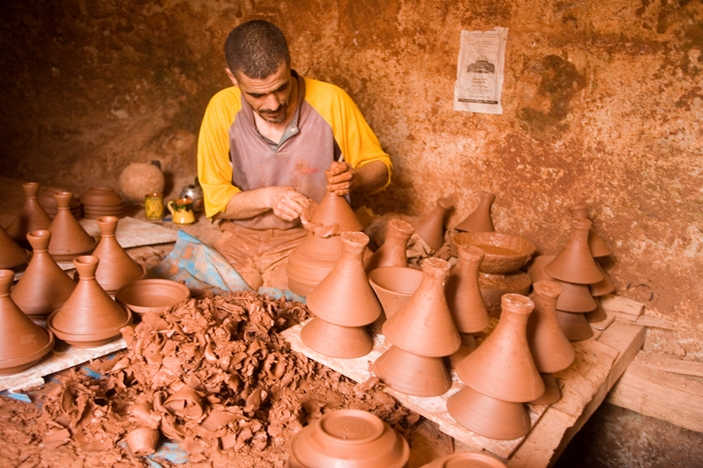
[325,161,356,196]
[269,187,311,222]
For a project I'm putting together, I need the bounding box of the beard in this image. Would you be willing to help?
[256,102,288,124]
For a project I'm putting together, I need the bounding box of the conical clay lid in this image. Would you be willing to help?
[446,244,489,334]
[554,280,597,313]
[409,196,453,250]
[382,257,460,357]
[0,269,54,375]
[365,218,413,272]
[569,202,613,257]
[527,281,575,373]
[454,191,496,233]
[543,218,603,284]
[300,317,373,359]
[0,225,29,269]
[48,191,97,260]
[589,261,615,297]
[555,310,593,341]
[10,230,76,318]
[6,182,52,246]
[455,294,544,402]
[311,190,363,232]
[92,216,145,293]
[373,345,452,397]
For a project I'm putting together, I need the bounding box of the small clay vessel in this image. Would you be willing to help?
[365,218,413,272]
[47,191,97,261]
[47,255,132,347]
[368,266,422,331]
[454,191,496,233]
[10,230,76,319]
[420,451,507,468]
[0,269,55,375]
[409,196,453,250]
[569,202,613,258]
[92,216,145,294]
[119,161,165,205]
[446,244,489,334]
[544,218,603,285]
[300,317,373,358]
[477,270,532,316]
[373,345,452,396]
[6,182,52,247]
[289,409,409,468]
[115,279,190,315]
[555,309,593,341]
[554,280,597,313]
[0,225,29,269]
[125,427,160,456]
[589,261,615,297]
[38,187,82,219]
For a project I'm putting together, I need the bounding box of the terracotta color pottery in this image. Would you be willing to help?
[555,310,593,341]
[119,161,165,205]
[37,187,82,219]
[543,219,603,285]
[286,233,343,296]
[447,385,531,440]
[306,232,381,327]
[80,187,127,219]
[554,280,597,313]
[10,230,76,319]
[586,298,609,323]
[420,451,507,468]
[373,344,452,397]
[446,244,489,334]
[365,218,413,272]
[454,191,496,233]
[0,269,55,375]
[569,202,613,258]
[448,333,478,369]
[451,232,536,275]
[455,294,544,403]
[382,258,460,357]
[164,386,204,420]
[311,190,363,232]
[47,255,132,347]
[477,271,532,315]
[125,427,160,456]
[368,267,423,319]
[289,409,410,468]
[115,279,190,315]
[526,281,574,374]
[300,317,373,358]
[530,373,562,405]
[0,225,29,269]
[409,196,453,250]
[6,182,52,246]
[92,216,146,294]
[47,191,98,261]
[526,255,555,283]
[589,261,615,297]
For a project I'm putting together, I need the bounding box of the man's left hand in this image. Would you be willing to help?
[325,161,355,196]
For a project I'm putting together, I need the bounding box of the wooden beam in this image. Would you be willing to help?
[599,294,644,318]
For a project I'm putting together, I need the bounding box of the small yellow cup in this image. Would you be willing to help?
[144,193,164,220]
[167,197,196,225]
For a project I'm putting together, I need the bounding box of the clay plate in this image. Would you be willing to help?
[116,279,190,315]
[452,232,536,274]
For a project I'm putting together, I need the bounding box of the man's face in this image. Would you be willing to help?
[228,63,293,124]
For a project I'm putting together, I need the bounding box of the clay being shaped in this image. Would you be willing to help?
[0,269,55,375]
[6,182,52,247]
[0,224,29,269]
[569,202,613,258]
[310,189,363,232]
[365,218,413,272]
[289,409,410,468]
[10,230,76,320]
[544,218,603,285]
[47,255,132,347]
[92,216,146,294]
[409,196,453,250]
[454,191,496,233]
[47,191,98,261]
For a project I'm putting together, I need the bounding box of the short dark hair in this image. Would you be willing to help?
[224,20,291,79]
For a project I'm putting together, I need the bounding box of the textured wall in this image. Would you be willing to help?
[1,1,701,356]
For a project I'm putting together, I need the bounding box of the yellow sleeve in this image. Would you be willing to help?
[197,87,242,219]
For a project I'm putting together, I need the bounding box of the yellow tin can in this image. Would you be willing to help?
[144,193,164,220]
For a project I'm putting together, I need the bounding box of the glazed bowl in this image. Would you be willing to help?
[115,279,190,315]
[452,232,536,274]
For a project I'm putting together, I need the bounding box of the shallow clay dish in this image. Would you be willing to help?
[116,279,190,315]
[420,451,508,468]
[47,306,132,347]
[452,232,536,274]
[289,409,409,468]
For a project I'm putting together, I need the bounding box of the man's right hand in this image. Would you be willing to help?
[269,187,311,222]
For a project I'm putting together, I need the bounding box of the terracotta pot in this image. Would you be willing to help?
[368,266,422,332]
[527,281,574,374]
[0,269,55,375]
[0,225,29,269]
[6,182,52,247]
[91,216,146,294]
[586,298,608,323]
[448,333,478,369]
[555,310,593,342]
[382,258,460,358]
[38,187,82,219]
[300,317,373,359]
[289,409,409,468]
[529,373,562,406]
[287,233,343,297]
[451,232,536,275]
[455,294,544,403]
[447,385,531,440]
[10,230,76,319]
[119,161,165,205]
[125,427,160,456]
[47,255,132,347]
[554,280,597,313]
[420,451,507,468]
[311,190,363,232]
[306,232,381,327]
[409,196,453,250]
[526,255,555,283]
[589,261,615,297]
[568,202,613,258]
[543,219,603,285]
[477,271,532,315]
[115,279,190,315]
[365,218,413,272]
[164,386,204,420]
[47,192,97,261]
[454,191,496,233]
[373,345,452,397]
[446,244,489,334]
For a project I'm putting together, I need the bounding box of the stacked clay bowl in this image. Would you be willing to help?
[116,279,190,315]
[421,452,507,468]
[80,187,127,219]
[38,187,83,219]
[368,267,423,319]
[289,409,409,468]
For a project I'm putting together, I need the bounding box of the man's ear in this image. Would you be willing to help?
[225,68,239,87]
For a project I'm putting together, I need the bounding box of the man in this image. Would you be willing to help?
[197,20,392,290]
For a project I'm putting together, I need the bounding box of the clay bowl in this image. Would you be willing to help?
[300,317,373,359]
[115,279,190,315]
[368,267,423,319]
[47,306,132,347]
[125,427,160,456]
[452,232,536,274]
[420,452,507,468]
[289,409,409,468]
[0,329,55,376]
[80,187,125,207]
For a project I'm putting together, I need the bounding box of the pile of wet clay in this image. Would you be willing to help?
[31,291,420,467]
